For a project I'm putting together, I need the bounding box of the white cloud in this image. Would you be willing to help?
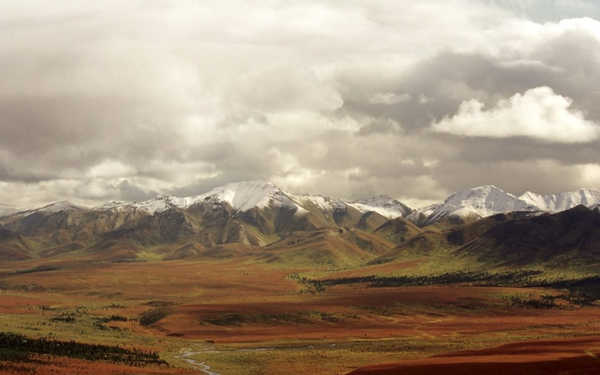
[432,86,600,143]
[579,163,600,186]
[369,92,411,105]
[87,160,136,178]
[3,1,600,207]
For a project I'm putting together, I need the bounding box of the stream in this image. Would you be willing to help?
[178,349,220,375]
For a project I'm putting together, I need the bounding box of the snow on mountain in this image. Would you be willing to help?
[17,201,83,217]
[15,182,600,222]
[406,203,442,224]
[102,184,415,219]
[408,186,600,225]
[346,195,412,219]
[423,185,536,224]
[96,181,304,214]
[96,200,129,210]
[414,203,442,217]
[519,188,600,212]
[95,196,179,214]
[132,196,183,214]
[193,181,300,211]
[289,194,347,211]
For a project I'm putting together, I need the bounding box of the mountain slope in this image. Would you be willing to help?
[373,211,543,264]
[408,187,600,227]
[0,181,411,262]
[347,196,412,219]
[456,205,600,266]
[3,182,600,269]
[96,181,304,214]
[520,188,600,212]
[0,227,31,260]
[410,186,536,226]
[373,217,422,245]
[261,227,395,268]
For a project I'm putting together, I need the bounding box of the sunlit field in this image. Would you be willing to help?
[2,253,600,374]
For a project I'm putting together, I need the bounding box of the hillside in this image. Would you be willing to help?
[456,205,600,267]
[409,186,600,227]
[0,181,405,264]
[2,182,600,271]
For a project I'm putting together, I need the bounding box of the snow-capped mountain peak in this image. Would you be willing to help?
[95,180,303,214]
[347,195,412,219]
[18,201,83,217]
[423,185,535,224]
[519,188,600,212]
[11,183,600,223]
[289,194,347,212]
[191,180,298,211]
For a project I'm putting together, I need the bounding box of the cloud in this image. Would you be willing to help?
[368,93,412,105]
[491,0,600,21]
[1,1,600,208]
[431,87,600,143]
[87,160,136,179]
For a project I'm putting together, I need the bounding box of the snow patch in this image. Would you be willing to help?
[18,201,83,217]
[289,194,346,211]
[519,188,600,212]
[421,185,535,225]
[347,195,412,219]
[191,181,299,211]
[96,181,304,215]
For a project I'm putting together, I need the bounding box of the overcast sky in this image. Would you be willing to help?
[2,0,600,209]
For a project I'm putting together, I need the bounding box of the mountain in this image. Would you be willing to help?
[0,181,410,263]
[405,203,442,226]
[373,207,593,267]
[0,227,31,260]
[372,217,422,244]
[13,201,84,217]
[412,185,536,226]
[4,181,600,267]
[94,181,303,214]
[260,227,396,268]
[455,205,600,266]
[405,186,600,227]
[346,196,412,219]
[519,188,600,212]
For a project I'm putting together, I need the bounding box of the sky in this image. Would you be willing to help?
[2,0,600,210]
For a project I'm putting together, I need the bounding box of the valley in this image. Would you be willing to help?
[1,181,600,374]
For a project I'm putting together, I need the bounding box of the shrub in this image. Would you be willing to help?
[139,308,170,326]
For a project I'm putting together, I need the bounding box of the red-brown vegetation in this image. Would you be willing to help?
[348,336,600,375]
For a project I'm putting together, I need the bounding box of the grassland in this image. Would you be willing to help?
[1,251,600,374]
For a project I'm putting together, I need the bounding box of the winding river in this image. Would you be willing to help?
[179,349,220,375]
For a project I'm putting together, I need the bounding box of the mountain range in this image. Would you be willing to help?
[1,180,599,266]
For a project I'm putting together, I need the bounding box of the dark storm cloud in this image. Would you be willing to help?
[1,1,600,208]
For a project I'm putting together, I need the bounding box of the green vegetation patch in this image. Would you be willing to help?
[0,332,166,366]
[306,270,544,290]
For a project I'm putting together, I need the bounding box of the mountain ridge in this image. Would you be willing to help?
[3,182,600,228]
